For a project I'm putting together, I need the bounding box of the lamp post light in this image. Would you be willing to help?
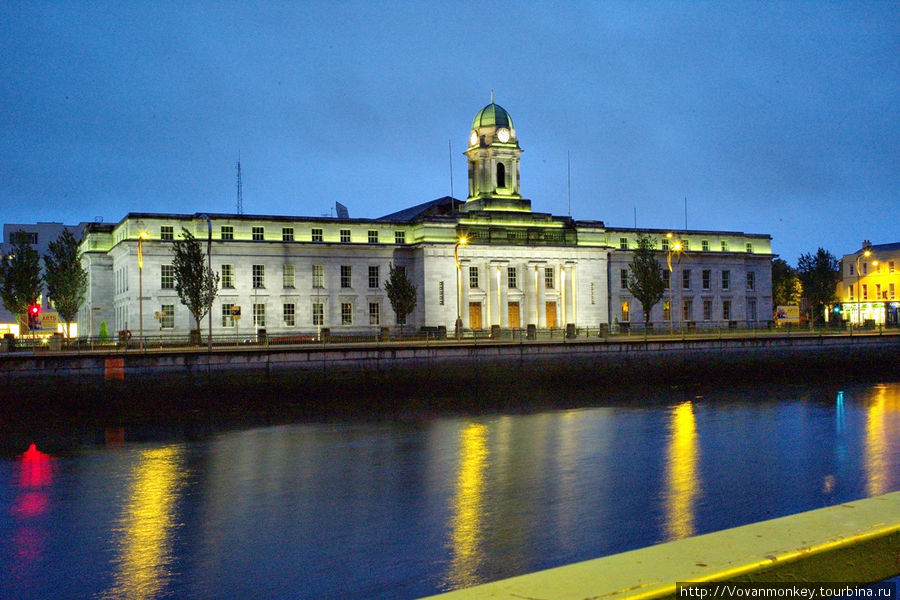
[137,230,149,350]
[454,235,469,339]
[855,245,872,329]
[666,233,683,333]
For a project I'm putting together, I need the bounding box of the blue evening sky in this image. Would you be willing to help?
[2,1,897,263]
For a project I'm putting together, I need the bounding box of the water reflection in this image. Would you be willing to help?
[101,446,184,600]
[445,422,489,590]
[864,385,900,497]
[10,445,54,586]
[664,402,699,541]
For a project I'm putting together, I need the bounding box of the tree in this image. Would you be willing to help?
[771,258,801,311]
[384,263,417,334]
[626,234,666,326]
[0,232,42,332]
[797,248,839,324]
[171,227,219,342]
[44,229,88,338]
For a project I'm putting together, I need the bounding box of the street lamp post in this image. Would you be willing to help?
[855,245,871,329]
[666,233,683,333]
[137,230,149,350]
[454,235,469,339]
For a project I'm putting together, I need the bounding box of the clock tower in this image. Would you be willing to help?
[464,99,531,212]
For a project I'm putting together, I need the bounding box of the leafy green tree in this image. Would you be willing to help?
[171,227,219,341]
[44,229,88,337]
[771,257,801,311]
[626,234,666,326]
[797,248,840,324]
[0,232,42,332]
[384,263,417,333]
[98,320,109,342]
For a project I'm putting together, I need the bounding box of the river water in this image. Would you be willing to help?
[2,380,899,599]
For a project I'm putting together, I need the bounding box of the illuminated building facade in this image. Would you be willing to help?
[837,241,900,327]
[76,102,773,338]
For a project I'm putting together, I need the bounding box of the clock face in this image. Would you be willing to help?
[497,128,510,143]
[469,130,478,146]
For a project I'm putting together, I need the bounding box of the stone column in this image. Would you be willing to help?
[460,259,470,329]
[483,260,493,327]
[498,262,509,328]
[536,262,547,327]
[566,261,577,325]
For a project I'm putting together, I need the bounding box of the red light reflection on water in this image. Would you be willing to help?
[10,444,56,585]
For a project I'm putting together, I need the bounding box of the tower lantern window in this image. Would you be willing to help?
[496,163,505,188]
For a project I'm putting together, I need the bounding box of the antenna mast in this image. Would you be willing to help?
[567,150,572,217]
[236,152,244,215]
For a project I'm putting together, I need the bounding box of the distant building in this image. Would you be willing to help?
[837,241,900,327]
[76,101,773,339]
[0,222,88,336]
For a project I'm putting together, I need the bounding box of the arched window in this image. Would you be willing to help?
[496,162,506,188]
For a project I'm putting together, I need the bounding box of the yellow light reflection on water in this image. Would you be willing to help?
[101,446,184,600]
[664,402,699,541]
[445,422,489,590]
[864,385,900,497]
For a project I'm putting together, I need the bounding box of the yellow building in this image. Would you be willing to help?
[838,241,900,326]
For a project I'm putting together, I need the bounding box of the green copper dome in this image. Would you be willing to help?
[472,103,513,130]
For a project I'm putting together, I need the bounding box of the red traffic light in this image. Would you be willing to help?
[29,305,40,315]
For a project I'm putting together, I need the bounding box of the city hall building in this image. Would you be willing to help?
[76,102,773,339]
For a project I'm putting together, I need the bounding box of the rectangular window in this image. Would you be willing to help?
[723,300,732,321]
[682,269,691,290]
[663,300,671,321]
[850,285,855,300]
[507,266,517,288]
[890,261,895,273]
[312,265,324,288]
[341,265,352,288]
[11,231,38,244]
[252,226,264,241]
[340,229,351,243]
[221,303,234,327]
[702,240,710,251]
[311,228,323,242]
[621,301,630,322]
[283,303,295,327]
[252,264,265,289]
[395,231,406,244]
[469,266,479,289]
[721,240,729,252]
[620,269,628,289]
[221,226,233,240]
[703,300,712,321]
[746,272,755,291]
[368,265,379,289]
[161,264,175,289]
[876,283,882,298]
[368,230,378,244]
[663,269,670,289]
[890,283,895,299]
[221,264,234,288]
[619,237,628,250]
[341,302,353,325]
[160,304,175,329]
[282,227,294,241]
[862,262,868,275]
[439,280,445,305]
[683,299,693,322]
[748,298,757,321]
[312,302,324,326]
[161,226,174,241]
[544,267,554,290]
[746,242,753,253]
[368,302,380,325]
[283,264,295,288]
[849,263,855,276]
[661,238,670,251]
[682,240,690,251]
[253,303,266,327]
[722,270,730,291]
[702,269,711,290]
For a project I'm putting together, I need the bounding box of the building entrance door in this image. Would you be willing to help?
[508,302,521,329]
[545,302,558,329]
[469,302,482,330]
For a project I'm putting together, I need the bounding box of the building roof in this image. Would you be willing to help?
[472,103,513,130]
[378,196,459,222]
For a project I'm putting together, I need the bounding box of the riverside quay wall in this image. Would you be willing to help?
[2,333,899,415]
